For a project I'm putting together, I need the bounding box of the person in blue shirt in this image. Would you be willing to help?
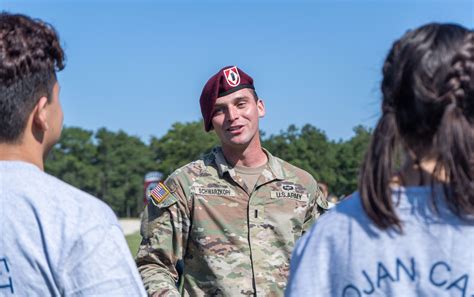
[286,23,474,297]
[0,12,146,296]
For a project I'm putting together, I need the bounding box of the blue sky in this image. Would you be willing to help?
[2,0,473,142]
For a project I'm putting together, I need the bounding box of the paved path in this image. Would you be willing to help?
[119,218,141,235]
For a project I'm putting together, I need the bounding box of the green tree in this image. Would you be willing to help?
[46,127,100,195]
[334,125,372,195]
[95,128,155,217]
[263,124,338,191]
[45,122,371,216]
[150,120,219,176]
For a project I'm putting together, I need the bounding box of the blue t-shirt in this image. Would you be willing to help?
[286,186,474,297]
[0,161,146,296]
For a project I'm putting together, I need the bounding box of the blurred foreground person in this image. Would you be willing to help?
[286,23,474,297]
[0,12,145,296]
[136,66,328,296]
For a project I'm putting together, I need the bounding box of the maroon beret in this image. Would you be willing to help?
[200,66,255,132]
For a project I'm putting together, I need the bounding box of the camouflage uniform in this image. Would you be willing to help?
[136,147,327,296]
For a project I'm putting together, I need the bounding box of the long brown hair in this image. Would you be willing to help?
[359,23,474,230]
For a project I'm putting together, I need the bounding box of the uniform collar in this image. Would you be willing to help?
[211,146,285,180]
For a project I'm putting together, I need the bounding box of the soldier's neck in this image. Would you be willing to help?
[221,139,268,168]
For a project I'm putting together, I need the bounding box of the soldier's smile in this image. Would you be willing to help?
[227,125,244,135]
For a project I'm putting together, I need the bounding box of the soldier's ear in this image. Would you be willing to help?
[257,99,265,118]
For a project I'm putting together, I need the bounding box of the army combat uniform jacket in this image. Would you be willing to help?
[136,147,327,296]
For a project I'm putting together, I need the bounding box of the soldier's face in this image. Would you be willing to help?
[211,88,265,149]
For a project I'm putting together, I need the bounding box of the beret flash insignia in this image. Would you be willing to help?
[223,66,240,87]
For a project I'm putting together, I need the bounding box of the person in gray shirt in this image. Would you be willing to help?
[0,12,146,296]
[286,23,474,297]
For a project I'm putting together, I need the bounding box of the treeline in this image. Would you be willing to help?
[45,121,371,217]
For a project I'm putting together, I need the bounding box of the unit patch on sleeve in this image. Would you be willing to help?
[149,182,171,206]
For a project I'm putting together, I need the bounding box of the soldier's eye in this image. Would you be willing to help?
[213,108,224,116]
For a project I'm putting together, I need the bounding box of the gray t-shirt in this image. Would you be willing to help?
[286,186,474,297]
[0,161,146,296]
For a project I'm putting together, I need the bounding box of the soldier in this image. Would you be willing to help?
[136,66,328,296]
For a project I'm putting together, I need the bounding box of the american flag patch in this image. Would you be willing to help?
[150,182,171,206]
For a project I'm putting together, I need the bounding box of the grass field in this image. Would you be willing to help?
[126,231,141,255]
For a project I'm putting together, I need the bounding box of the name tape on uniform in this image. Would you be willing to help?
[192,186,236,197]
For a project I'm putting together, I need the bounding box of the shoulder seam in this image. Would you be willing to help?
[275,157,316,181]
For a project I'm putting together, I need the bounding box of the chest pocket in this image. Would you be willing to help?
[190,185,241,219]
[189,184,248,246]
[262,183,310,235]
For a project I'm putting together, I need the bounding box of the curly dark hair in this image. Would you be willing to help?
[359,23,474,231]
[0,12,65,143]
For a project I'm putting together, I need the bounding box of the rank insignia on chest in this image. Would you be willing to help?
[149,182,171,206]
